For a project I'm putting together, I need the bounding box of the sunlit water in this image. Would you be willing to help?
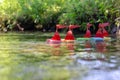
[0,32,120,80]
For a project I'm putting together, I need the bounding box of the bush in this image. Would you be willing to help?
[0,0,120,32]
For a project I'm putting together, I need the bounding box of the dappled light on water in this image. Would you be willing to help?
[0,33,120,80]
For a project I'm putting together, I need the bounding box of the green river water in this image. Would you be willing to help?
[0,32,120,80]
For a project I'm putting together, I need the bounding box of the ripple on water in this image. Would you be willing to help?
[82,70,120,80]
[0,34,120,80]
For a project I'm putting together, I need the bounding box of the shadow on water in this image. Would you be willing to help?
[0,32,120,80]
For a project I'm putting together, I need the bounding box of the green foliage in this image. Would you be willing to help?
[0,0,120,31]
[62,0,119,26]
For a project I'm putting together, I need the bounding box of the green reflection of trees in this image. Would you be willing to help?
[0,33,86,80]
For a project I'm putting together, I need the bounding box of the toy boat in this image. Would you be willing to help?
[61,29,75,43]
[62,25,80,43]
[76,37,111,43]
[46,31,61,44]
[76,37,103,44]
[46,22,111,45]
[76,38,90,41]
[46,24,66,44]
[76,22,111,43]
[76,23,92,43]
[46,39,61,44]
[90,37,104,43]
[103,37,111,41]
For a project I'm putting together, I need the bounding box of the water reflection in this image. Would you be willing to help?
[46,43,61,56]
[46,40,76,56]
[0,33,120,80]
[84,40,92,53]
[74,39,120,80]
[95,42,107,52]
[62,41,75,55]
[75,40,108,60]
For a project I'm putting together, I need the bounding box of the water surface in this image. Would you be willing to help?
[0,32,120,80]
